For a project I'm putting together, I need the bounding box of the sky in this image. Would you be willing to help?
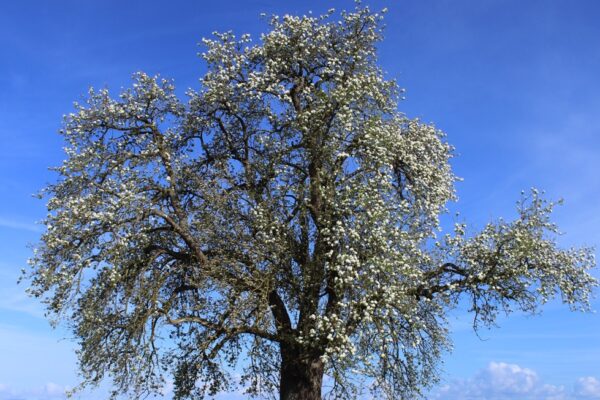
[0,0,599,399]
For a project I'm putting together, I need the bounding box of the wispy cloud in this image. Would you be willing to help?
[0,263,46,318]
[523,102,600,248]
[0,217,42,233]
[0,289,45,319]
[431,362,600,400]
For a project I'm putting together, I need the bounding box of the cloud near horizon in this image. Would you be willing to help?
[0,382,68,400]
[430,362,600,400]
[575,377,600,399]
[3,365,599,400]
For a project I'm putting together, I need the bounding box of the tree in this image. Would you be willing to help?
[26,5,596,400]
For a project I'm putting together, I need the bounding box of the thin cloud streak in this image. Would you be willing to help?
[0,217,42,233]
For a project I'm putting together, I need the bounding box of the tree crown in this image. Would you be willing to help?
[27,5,596,399]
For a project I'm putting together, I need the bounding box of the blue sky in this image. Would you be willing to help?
[1,0,599,399]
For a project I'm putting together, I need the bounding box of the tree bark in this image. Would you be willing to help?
[279,346,324,400]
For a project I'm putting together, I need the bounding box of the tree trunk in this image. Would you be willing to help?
[279,346,324,400]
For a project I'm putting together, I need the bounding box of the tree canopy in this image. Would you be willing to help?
[27,5,596,400]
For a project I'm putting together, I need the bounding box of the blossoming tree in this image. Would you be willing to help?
[27,6,596,400]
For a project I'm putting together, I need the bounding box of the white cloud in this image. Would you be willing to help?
[483,362,539,394]
[41,382,67,397]
[575,377,600,399]
[430,362,600,400]
[0,382,68,399]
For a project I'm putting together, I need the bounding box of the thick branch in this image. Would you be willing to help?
[268,290,293,335]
